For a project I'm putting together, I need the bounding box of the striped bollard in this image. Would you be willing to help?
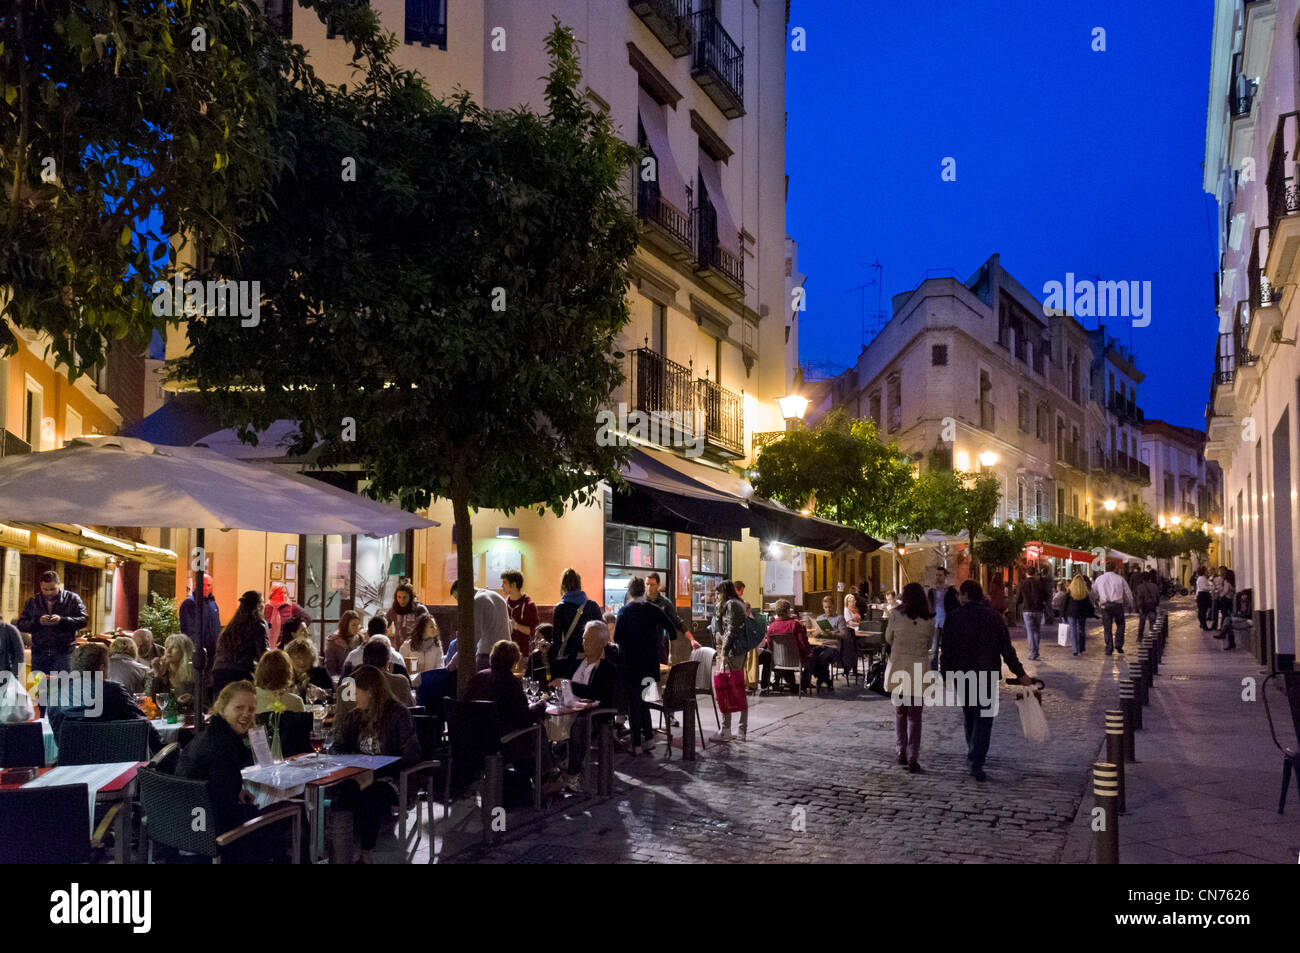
[1094,762,1120,864]
[1134,659,1150,706]
[1106,709,1126,813]
[1138,647,1154,688]
[1120,677,1141,736]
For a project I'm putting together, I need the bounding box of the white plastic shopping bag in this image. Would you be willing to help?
[1015,687,1050,743]
[1057,622,1070,647]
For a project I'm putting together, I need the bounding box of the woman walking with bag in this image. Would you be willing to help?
[710,581,749,743]
[1063,573,1095,657]
[884,583,934,773]
[1214,569,1237,649]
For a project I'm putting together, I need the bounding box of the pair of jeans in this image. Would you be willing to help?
[1101,603,1126,652]
[1136,610,1157,642]
[962,703,995,770]
[1068,617,1086,654]
[1196,591,1212,628]
[628,673,655,747]
[30,647,72,676]
[1022,612,1044,659]
[893,704,922,763]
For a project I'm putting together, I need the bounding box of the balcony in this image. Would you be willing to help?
[694,377,744,458]
[1107,392,1144,425]
[691,201,743,299]
[1105,450,1150,485]
[1248,227,1284,352]
[1056,442,1087,471]
[1212,334,1237,416]
[627,348,743,459]
[978,400,995,432]
[404,0,447,49]
[690,9,744,119]
[1266,112,1300,272]
[1229,76,1257,118]
[636,177,692,260]
[1233,307,1258,368]
[628,0,692,57]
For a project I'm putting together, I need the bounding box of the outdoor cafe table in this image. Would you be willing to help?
[241,754,399,863]
[38,716,187,766]
[2,761,141,864]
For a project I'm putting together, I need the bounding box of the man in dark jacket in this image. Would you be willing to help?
[1133,571,1161,642]
[1019,566,1052,662]
[17,570,88,674]
[179,574,221,686]
[940,580,1031,781]
[645,571,687,663]
[615,576,678,754]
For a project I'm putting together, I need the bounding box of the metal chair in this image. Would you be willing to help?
[769,632,804,700]
[57,719,151,765]
[398,714,443,853]
[0,783,99,863]
[0,721,46,767]
[442,699,543,846]
[137,767,300,863]
[690,646,720,729]
[1263,672,1300,813]
[644,660,702,759]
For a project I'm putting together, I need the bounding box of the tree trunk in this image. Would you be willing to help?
[452,468,475,699]
[967,524,979,575]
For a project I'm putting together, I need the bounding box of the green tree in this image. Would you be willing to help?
[912,470,1001,574]
[139,591,180,641]
[975,519,1033,576]
[0,0,301,372]
[174,20,640,694]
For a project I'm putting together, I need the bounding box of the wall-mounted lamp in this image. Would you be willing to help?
[496,527,520,539]
[1103,499,1117,512]
[978,451,998,467]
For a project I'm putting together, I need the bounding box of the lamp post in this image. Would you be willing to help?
[778,393,809,429]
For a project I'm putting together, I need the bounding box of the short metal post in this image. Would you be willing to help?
[1134,661,1149,706]
[1094,762,1120,864]
[1138,647,1153,688]
[1106,709,1126,813]
[1120,677,1140,737]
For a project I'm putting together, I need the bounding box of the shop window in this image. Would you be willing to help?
[605,524,671,608]
[691,536,731,619]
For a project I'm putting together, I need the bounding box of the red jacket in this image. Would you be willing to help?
[762,618,811,663]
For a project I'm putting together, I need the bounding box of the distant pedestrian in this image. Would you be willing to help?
[1208,568,1225,630]
[884,582,934,773]
[1062,573,1095,656]
[1090,567,1135,655]
[1019,566,1051,661]
[928,568,957,670]
[940,580,1032,782]
[180,573,221,686]
[988,573,1007,618]
[711,580,750,743]
[615,576,678,754]
[17,570,88,675]
[1194,568,1213,630]
[1133,571,1161,641]
[1214,569,1237,649]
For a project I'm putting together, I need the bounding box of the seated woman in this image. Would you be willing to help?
[107,636,151,695]
[276,617,305,652]
[147,634,196,710]
[50,642,162,754]
[466,640,549,775]
[758,600,810,694]
[330,665,420,864]
[284,638,333,703]
[175,680,296,863]
[399,615,443,680]
[253,650,304,714]
[843,593,862,629]
[324,610,363,679]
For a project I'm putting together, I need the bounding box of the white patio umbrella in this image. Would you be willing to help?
[0,435,436,536]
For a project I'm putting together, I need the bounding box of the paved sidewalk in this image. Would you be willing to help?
[403,614,1121,864]
[1069,600,1298,864]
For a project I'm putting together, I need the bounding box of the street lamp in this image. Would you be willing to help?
[1169,515,1182,526]
[778,393,809,426]
[1103,499,1117,512]
[978,450,998,468]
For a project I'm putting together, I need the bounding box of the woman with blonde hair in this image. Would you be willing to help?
[843,593,862,629]
[284,637,333,701]
[253,649,304,713]
[148,633,197,706]
[1062,572,1095,657]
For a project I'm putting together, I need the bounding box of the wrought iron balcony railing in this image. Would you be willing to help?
[691,201,743,292]
[690,8,744,118]
[636,178,692,253]
[1267,112,1300,237]
[1230,76,1257,117]
[694,377,744,456]
[1248,231,1274,311]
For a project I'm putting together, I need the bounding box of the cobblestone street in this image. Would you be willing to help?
[430,607,1137,864]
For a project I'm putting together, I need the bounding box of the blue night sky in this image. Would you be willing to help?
[786,0,1217,431]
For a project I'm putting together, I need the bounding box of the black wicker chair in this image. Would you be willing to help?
[0,721,46,767]
[0,783,101,863]
[137,767,300,863]
[442,698,542,846]
[57,719,151,765]
[644,660,701,759]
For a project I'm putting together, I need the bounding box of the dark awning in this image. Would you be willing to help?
[614,449,750,540]
[747,499,882,553]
